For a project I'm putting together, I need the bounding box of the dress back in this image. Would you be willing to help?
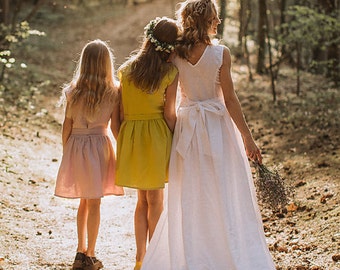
[173,45,224,102]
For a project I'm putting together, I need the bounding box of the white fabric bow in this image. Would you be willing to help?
[175,98,226,159]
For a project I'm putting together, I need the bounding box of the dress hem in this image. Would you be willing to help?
[116,184,166,190]
[54,192,124,199]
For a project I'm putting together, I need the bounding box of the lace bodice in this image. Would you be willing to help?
[173,45,225,102]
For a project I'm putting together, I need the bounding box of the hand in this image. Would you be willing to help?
[243,136,262,165]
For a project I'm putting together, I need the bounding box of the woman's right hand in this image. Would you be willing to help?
[243,135,262,164]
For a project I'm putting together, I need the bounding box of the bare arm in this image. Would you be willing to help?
[62,116,73,147]
[220,47,262,164]
[110,88,122,140]
[163,73,179,132]
[61,93,73,147]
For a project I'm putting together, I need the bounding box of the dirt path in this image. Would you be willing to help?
[0,1,339,270]
[0,1,175,270]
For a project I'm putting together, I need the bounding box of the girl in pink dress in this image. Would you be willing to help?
[55,39,124,270]
[141,0,276,269]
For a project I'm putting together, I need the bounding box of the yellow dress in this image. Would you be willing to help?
[116,65,178,190]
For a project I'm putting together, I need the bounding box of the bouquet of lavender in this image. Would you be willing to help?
[253,162,293,212]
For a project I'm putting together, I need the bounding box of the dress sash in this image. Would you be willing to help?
[175,98,226,158]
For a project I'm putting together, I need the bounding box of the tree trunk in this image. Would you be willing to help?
[244,0,253,81]
[296,42,301,96]
[318,0,339,84]
[264,0,276,101]
[217,0,226,39]
[279,0,287,56]
[11,0,23,32]
[1,0,10,25]
[257,0,266,74]
[24,0,43,22]
[238,0,246,50]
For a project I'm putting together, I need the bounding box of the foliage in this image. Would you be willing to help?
[0,21,45,82]
[279,5,340,74]
[281,6,338,46]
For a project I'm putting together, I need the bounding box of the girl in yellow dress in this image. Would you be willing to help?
[114,17,179,270]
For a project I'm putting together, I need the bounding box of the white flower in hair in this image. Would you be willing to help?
[195,0,210,15]
[144,17,175,53]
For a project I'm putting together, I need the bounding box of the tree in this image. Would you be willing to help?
[279,5,340,94]
[238,0,246,50]
[257,0,266,74]
[217,0,226,39]
[240,0,253,81]
[263,0,277,101]
[315,0,339,85]
[279,0,287,56]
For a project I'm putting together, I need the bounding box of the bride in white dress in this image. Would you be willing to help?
[141,0,276,269]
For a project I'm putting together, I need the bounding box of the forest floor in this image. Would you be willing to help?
[0,1,339,269]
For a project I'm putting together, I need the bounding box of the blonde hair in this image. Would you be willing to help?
[119,17,178,93]
[175,0,219,59]
[62,39,117,116]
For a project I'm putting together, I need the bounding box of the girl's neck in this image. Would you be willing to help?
[193,42,207,48]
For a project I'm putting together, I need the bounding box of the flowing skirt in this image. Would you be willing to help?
[142,99,275,270]
[116,115,172,190]
[55,127,124,199]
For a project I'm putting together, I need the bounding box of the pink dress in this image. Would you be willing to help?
[55,88,124,199]
[141,45,275,269]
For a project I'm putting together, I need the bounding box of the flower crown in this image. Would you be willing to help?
[144,17,175,54]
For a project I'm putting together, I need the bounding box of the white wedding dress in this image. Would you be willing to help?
[141,45,275,270]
